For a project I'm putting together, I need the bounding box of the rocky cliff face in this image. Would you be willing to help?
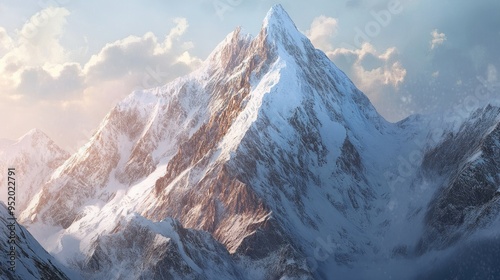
[0,203,75,279]
[418,105,500,253]
[81,215,246,280]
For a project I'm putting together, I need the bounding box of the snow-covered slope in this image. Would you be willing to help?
[17,4,500,280]
[0,203,76,279]
[0,129,69,213]
[81,214,246,279]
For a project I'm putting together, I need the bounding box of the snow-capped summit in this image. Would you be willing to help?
[264,4,290,25]
[0,129,69,213]
[17,128,44,141]
[262,4,303,43]
[4,128,62,157]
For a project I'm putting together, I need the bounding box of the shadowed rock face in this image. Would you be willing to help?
[149,164,272,254]
[82,216,245,280]
[82,215,312,280]
[418,105,500,253]
[0,204,72,279]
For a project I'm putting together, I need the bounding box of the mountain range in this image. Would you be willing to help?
[1,5,499,280]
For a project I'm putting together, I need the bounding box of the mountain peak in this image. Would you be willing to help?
[263,4,292,26]
[262,4,299,36]
[24,128,46,138]
[207,5,311,68]
[17,128,52,145]
[259,5,315,59]
[12,128,69,159]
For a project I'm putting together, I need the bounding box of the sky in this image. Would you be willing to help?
[0,0,499,151]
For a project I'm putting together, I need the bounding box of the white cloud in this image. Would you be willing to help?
[0,8,202,151]
[305,16,406,102]
[306,16,339,50]
[487,64,497,83]
[83,24,201,88]
[16,63,84,98]
[0,7,73,97]
[430,29,446,49]
[328,43,406,93]
[164,18,189,51]
[18,7,70,65]
[0,27,13,56]
[0,8,201,99]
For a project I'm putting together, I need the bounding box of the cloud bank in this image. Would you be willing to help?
[0,7,201,151]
